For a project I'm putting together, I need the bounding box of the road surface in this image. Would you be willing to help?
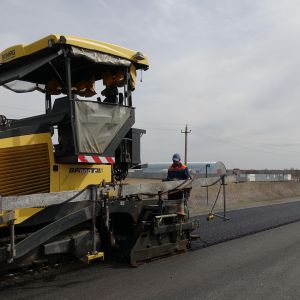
[2,200,300,299]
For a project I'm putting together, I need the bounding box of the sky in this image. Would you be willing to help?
[1,0,300,169]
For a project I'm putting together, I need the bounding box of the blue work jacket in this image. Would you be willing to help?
[167,163,190,180]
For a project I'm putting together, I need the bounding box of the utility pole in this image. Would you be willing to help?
[181,124,191,165]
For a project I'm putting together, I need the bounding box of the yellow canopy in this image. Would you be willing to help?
[0,34,149,69]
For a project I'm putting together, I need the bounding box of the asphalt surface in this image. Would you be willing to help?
[2,200,300,300]
[192,199,300,249]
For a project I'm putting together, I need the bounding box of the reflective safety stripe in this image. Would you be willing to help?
[78,155,115,164]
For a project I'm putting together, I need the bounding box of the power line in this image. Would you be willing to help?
[139,122,300,157]
[143,127,178,132]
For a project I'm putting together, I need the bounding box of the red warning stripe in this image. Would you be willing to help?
[106,156,115,164]
[92,155,101,164]
[78,155,115,164]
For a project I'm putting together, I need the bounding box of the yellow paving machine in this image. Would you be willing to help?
[0,34,147,229]
[0,35,226,272]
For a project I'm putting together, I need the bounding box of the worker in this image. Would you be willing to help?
[166,154,191,217]
[167,153,191,180]
[101,86,119,104]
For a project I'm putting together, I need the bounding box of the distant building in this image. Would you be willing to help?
[243,173,292,182]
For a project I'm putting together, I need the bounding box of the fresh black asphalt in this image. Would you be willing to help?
[192,200,300,249]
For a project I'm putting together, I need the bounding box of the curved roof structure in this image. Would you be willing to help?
[0,34,149,93]
[0,34,149,68]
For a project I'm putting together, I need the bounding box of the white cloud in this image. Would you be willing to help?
[1,0,300,168]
